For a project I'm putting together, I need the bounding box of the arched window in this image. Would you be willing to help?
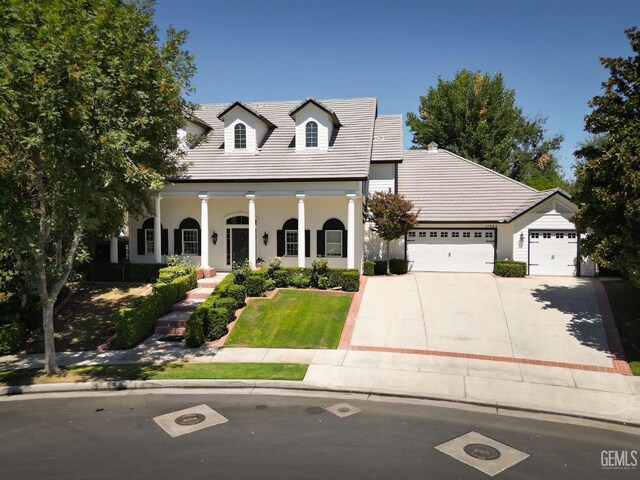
[277,218,309,258]
[174,217,200,256]
[234,123,247,149]
[317,218,346,258]
[305,121,318,148]
[137,218,167,256]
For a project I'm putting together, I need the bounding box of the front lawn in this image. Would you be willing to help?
[0,362,308,386]
[26,282,149,353]
[225,289,352,349]
[602,280,640,375]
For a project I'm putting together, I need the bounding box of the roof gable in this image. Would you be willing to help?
[289,97,342,127]
[217,100,276,129]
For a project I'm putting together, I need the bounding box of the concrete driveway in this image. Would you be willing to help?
[351,273,613,368]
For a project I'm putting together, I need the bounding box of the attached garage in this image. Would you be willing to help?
[528,230,578,276]
[407,228,496,273]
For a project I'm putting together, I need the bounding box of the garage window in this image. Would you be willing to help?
[530,232,539,239]
[568,233,577,239]
[440,232,448,238]
[463,232,470,238]
[543,233,551,239]
[556,233,564,239]
[430,231,437,237]
[474,232,482,238]
[452,232,459,238]
[485,232,493,238]
[419,231,426,238]
[408,231,416,238]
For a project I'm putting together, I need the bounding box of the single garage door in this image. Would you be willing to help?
[407,229,496,273]
[529,230,578,276]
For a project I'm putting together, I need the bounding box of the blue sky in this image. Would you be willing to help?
[154,0,638,177]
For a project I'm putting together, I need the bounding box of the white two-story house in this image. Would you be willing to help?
[123,96,594,277]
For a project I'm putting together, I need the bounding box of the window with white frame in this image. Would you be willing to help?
[182,229,199,255]
[530,232,540,239]
[305,121,318,148]
[145,229,154,255]
[568,232,577,239]
[325,230,342,257]
[463,232,470,238]
[234,123,246,149]
[543,232,551,239]
[285,230,298,256]
[452,232,460,238]
[440,232,448,238]
[474,232,482,238]
[418,231,426,238]
[485,232,493,238]
[556,232,564,239]
[430,231,437,237]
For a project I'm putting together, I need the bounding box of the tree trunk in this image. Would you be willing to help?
[386,240,391,275]
[42,301,58,374]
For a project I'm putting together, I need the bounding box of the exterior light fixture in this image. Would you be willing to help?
[262,232,269,245]
[211,231,218,245]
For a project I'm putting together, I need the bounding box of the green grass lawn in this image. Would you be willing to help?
[602,280,640,375]
[225,289,353,349]
[0,362,308,386]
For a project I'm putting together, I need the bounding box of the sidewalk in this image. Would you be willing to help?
[1,346,639,425]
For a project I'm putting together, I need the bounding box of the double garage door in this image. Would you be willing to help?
[407,229,495,273]
[529,230,578,276]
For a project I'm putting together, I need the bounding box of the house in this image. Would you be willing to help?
[121,96,594,277]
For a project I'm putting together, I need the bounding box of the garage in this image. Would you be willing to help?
[407,229,496,273]
[528,230,578,276]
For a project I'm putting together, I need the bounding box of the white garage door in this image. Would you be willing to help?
[529,230,578,276]
[407,229,496,273]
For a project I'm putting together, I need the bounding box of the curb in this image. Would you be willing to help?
[2,379,639,430]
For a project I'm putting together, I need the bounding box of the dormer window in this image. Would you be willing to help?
[234,123,246,149]
[305,121,318,148]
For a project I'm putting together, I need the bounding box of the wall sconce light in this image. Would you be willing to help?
[211,231,218,245]
[262,232,269,245]
[518,232,524,248]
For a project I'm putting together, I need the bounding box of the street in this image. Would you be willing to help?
[0,391,638,479]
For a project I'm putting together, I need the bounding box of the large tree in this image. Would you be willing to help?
[0,0,196,372]
[406,70,567,190]
[573,27,640,284]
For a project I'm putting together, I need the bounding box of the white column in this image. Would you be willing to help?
[153,195,162,263]
[199,195,209,269]
[347,194,356,269]
[110,237,118,264]
[247,194,256,269]
[297,193,305,268]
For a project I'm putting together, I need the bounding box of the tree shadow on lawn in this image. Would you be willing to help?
[531,282,612,354]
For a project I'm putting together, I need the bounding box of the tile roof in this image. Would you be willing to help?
[289,97,342,127]
[176,97,378,181]
[398,148,560,223]
[371,115,403,163]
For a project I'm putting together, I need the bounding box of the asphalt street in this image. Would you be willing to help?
[0,391,638,479]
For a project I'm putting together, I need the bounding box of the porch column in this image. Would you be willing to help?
[247,193,256,269]
[110,237,118,264]
[199,194,209,269]
[347,193,355,269]
[153,195,162,264]
[297,193,305,268]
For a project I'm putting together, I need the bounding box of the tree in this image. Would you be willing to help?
[573,27,640,284]
[366,191,419,275]
[0,0,196,373]
[406,70,567,190]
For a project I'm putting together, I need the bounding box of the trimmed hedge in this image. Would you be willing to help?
[157,264,195,284]
[363,260,375,276]
[0,317,26,355]
[126,263,166,283]
[213,297,237,323]
[327,269,360,292]
[115,269,197,348]
[246,274,266,297]
[184,307,206,347]
[494,260,527,277]
[226,284,247,308]
[373,259,409,275]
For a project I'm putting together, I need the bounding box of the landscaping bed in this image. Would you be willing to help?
[602,280,640,375]
[225,289,352,349]
[0,362,308,386]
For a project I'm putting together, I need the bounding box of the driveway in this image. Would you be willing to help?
[350,273,614,368]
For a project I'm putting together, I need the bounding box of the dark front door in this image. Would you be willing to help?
[232,228,249,265]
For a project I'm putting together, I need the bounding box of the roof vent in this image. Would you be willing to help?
[427,141,439,153]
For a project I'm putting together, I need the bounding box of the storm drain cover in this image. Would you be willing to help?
[175,413,206,426]
[464,443,501,461]
[326,403,362,418]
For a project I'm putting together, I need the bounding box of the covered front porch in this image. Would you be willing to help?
[123,184,363,272]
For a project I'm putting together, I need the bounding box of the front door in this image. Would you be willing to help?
[231,228,249,266]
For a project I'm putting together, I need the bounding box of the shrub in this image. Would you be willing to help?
[373,259,408,275]
[125,263,166,283]
[311,258,329,287]
[115,272,195,348]
[157,264,195,284]
[214,273,235,296]
[226,284,247,308]
[246,274,266,297]
[316,276,330,289]
[363,260,375,276]
[267,257,282,277]
[494,260,527,277]
[213,297,237,322]
[373,261,387,275]
[0,318,26,355]
[272,269,291,288]
[207,308,229,340]
[290,272,311,288]
[328,269,360,292]
[232,260,252,285]
[264,279,276,291]
[184,307,206,347]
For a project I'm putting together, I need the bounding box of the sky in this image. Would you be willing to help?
[154,0,639,178]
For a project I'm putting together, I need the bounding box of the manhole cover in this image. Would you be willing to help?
[338,407,350,413]
[463,443,501,461]
[175,413,206,426]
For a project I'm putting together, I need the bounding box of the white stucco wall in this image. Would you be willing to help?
[293,104,333,152]
[129,181,363,271]
[368,163,395,194]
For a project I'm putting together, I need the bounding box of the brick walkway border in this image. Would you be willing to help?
[338,275,632,375]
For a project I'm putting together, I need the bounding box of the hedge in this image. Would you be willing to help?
[246,274,266,297]
[226,284,246,308]
[373,259,409,275]
[157,264,195,284]
[126,263,166,283]
[0,317,26,355]
[115,269,196,348]
[327,269,360,292]
[213,297,237,323]
[494,260,527,277]
[363,260,375,276]
[184,307,206,347]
